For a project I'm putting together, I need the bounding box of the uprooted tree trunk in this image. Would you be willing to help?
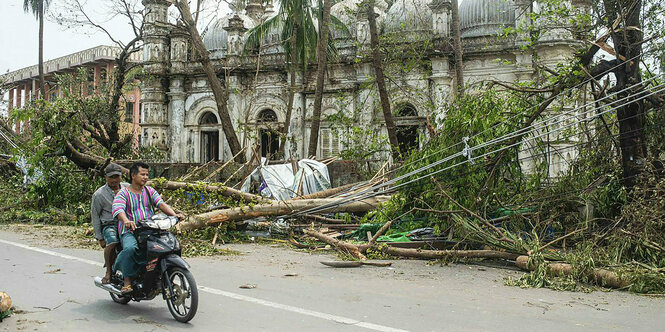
[177,196,390,232]
[366,0,400,160]
[515,256,630,289]
[148,180,263,202]
[307,0,333,157]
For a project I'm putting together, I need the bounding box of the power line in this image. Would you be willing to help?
[293,82,665,216]
[384,48,663,179]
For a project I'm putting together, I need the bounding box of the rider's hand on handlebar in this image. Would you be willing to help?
[175,213,186,221]
[126,220,137,230]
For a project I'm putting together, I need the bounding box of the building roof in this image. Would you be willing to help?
[0,45,143,87]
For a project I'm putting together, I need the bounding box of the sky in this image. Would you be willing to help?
[0,1,133,74]
[0,0,230,74]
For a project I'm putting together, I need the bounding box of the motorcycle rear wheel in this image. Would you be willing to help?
[110,292,131,304]
[165,267,198,323]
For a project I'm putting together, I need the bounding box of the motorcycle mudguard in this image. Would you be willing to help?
[160,254,190,271]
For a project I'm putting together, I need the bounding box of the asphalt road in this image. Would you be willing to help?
[1,229,664,331]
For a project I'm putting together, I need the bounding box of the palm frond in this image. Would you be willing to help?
[244,14,284,53]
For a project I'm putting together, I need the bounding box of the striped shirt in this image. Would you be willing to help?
[112,186,164,235]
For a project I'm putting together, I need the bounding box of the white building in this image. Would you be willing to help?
[138,0,591,164]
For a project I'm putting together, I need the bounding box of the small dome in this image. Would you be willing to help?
[384,0,434,34]
[459,0,515,38]
[202,13,255,57]
[248,12,284,54]
[330,0,388,39]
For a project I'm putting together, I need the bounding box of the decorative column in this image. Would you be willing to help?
[141,0,171,155]
[168,27,189,162]
[356,9,370,50]
[513,0,533,82]
[8,88,14,113]
[428,0,451,37]
[224,14,248,56]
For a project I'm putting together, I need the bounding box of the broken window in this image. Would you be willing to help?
[395,104,420,155]
[257,109,280,160]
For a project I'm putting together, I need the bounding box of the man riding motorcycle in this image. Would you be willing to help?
[91,163,128,284]
[112,162,184,294]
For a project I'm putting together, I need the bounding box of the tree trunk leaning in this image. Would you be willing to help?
[174,0,245,163]
[38,4,46,98]
[366,0,400,160]
[279,24,299,158]
[450,0,464,95]
[609,0,646,188]
[307,0,333,157]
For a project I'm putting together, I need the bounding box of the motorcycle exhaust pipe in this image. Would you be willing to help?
[94,276,123,295]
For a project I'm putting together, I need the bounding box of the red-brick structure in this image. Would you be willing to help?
[1,45,142,145]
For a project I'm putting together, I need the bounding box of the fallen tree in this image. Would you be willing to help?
[303,228,520,261]
[148,180,263,202]
[177,196,390,232]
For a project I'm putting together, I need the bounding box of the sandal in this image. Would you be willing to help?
[121,285,133,295]
[101,276,111,284]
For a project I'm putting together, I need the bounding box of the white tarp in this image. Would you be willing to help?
[240,158,331,201]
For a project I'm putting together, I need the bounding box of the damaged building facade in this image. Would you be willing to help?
[139,0,590,170]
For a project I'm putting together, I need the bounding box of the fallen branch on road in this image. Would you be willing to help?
[303,228,521,262]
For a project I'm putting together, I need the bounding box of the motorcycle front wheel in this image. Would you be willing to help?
[165,267,198,323]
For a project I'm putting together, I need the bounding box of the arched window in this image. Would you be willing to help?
[199,111,219,163]
[257,109,278,123]
[199,111,218,125]
[395,104,417,117]
[395,104,420,155]
[257,109,280,159]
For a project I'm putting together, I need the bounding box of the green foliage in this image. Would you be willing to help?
[26,157,101,211]
[376,89,537,225]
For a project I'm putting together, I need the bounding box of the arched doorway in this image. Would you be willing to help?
[395,104,420,155]
[257,109,280,159]
[199,111,219,163]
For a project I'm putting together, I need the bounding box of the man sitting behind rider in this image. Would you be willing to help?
[112,162,184,294]
[91,163,129,284]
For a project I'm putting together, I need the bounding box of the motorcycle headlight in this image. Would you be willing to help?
[156,217,177,230]
[144,221,159,229]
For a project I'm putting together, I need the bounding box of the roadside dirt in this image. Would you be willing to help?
[0,224,99,250]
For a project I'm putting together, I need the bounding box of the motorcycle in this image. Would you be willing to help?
[94,215,198,323]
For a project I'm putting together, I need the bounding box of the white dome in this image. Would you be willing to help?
[202,13,255,57]
[384,0,434,34]
[459,0,515,38]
